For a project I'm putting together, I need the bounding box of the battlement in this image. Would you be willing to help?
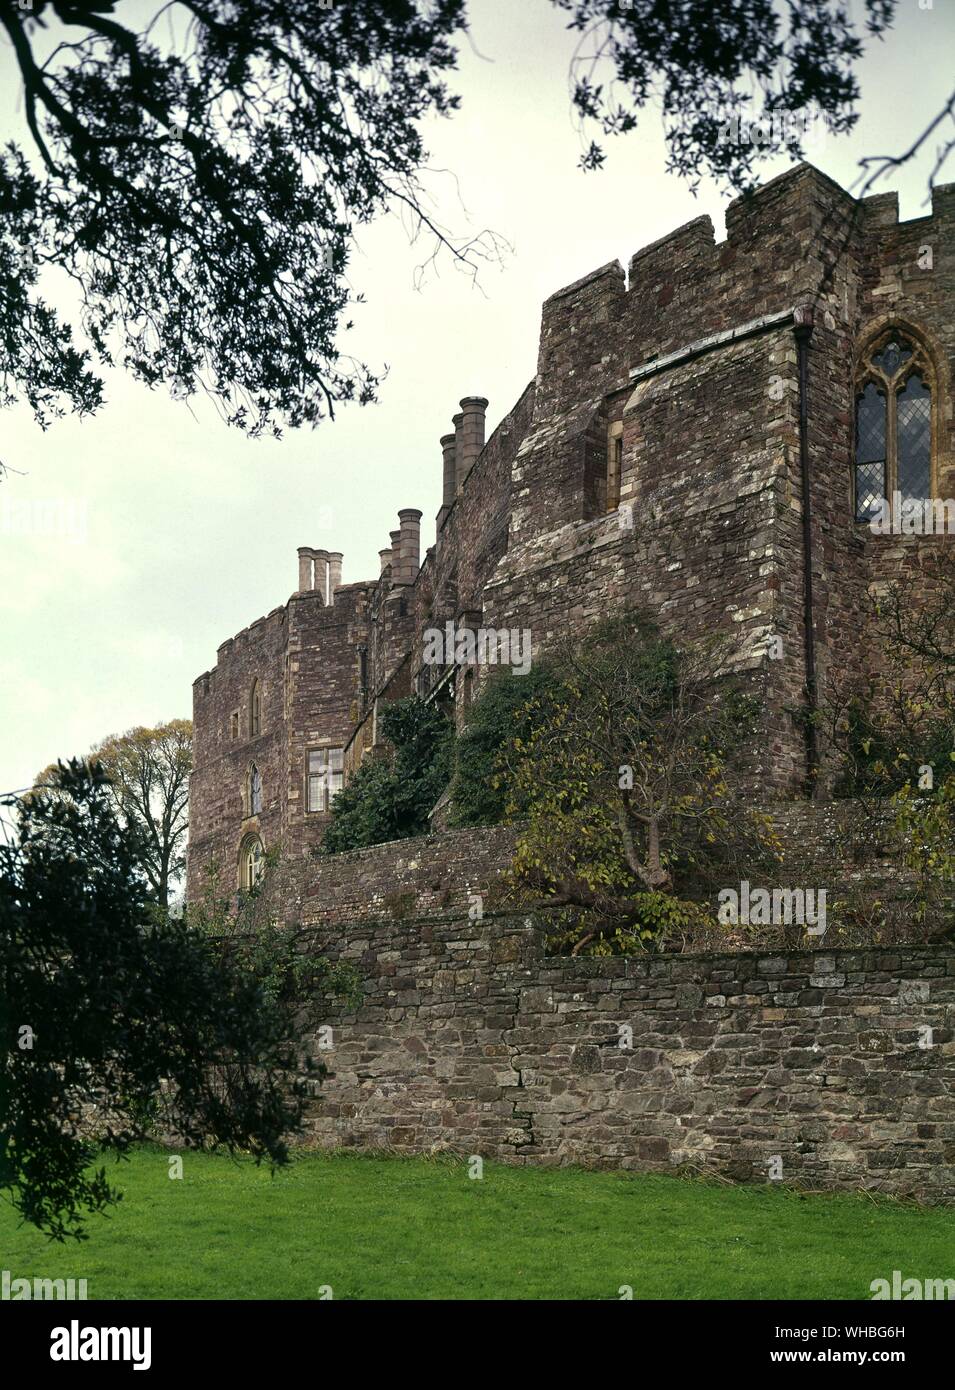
[189,159,954,913]
[538,163,955,343]
[862,178,955,228]
[543,258,625,307]
[538,165,858,336]
[627,213,714,290]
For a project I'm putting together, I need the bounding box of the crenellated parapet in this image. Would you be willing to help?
[189,161,955,906]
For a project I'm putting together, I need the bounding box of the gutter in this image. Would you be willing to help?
[794,305,819,795]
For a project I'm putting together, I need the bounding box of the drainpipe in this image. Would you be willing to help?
[794,305,818,795]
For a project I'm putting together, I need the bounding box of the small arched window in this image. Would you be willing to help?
[238,833,264,891]
[249,680,261,737]
[248,763,262,816]
[854,332,934,522]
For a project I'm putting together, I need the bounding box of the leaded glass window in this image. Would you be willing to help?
[897,373,931,502]
[854,383,885,523]
[239,834,264,890]
[854,332,933,522]
[249,763,262,816]
[871,340,911,378]
[307,747,343,812]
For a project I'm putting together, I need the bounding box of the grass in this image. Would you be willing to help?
[2,1147,953,1300]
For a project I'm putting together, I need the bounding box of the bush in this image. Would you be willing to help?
[321,697,453,853]
[449,664,565,826]
[0,762,322,1239]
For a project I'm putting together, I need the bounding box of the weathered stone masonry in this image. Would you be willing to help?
[308,912,955,1201]
[185,161,955,1196]
[188,160,955,899]
[240,796,953,1199]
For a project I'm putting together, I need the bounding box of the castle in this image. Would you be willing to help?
[186,162,954,904]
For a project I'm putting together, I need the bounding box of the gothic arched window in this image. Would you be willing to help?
[249,679,261,737]
[854,332,934,522]
[238,833,264,891]
[248,763,262,816]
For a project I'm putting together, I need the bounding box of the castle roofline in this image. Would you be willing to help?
[726,160,854,215]
[542,161,951,313]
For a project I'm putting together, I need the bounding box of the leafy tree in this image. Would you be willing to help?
[0,0,484,432]
[816,552,955,940]
[819,551,955,800]
[500,611,775,953]
[561,0,905,188]
[321,696,453,854]
[189,851,363,1026]
[449,664,565,827]
[33,719,192,909]
[2,1,947,432]
[0,760,320,1240]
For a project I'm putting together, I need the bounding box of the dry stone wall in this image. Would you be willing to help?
[306,912,955,1201]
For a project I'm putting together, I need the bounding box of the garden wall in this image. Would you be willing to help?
[305,912,955,1201]
[280,824,520,927]
[277,803,911,937]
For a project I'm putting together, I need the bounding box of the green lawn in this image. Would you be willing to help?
[2,1148,952,1300]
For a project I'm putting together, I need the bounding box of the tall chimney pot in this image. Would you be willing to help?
[312,549,329,602]
[397,508,422,585]
[297,547,313,592]
[452,412,465,496]
[440,433,456,509]
[327,552,343,603]
[458,396,488,492]
[437,431,456,535]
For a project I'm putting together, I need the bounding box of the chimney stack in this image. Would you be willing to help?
[452,411,465,496]
[297,547,313,592]
[379,547,393,576]
[438,431,457,532]
[327,552,343,603]
[458,396,488,491]
[396,509,422,584]
[312,549,329,602]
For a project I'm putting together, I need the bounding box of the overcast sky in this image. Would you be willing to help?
[1,0,953,796]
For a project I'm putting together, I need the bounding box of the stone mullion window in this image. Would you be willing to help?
[854,332,934,523]
[307,747,343,812]
[854,381,886,523]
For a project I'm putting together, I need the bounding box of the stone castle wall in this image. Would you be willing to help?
[267,818,954,1201]
[484,168,955,796]
[278,823,520,927]
[188,163,955,900]
[249,805,911,938]
[190,603,291,896]
[305,910,955,1201]
[189,584,374,899]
